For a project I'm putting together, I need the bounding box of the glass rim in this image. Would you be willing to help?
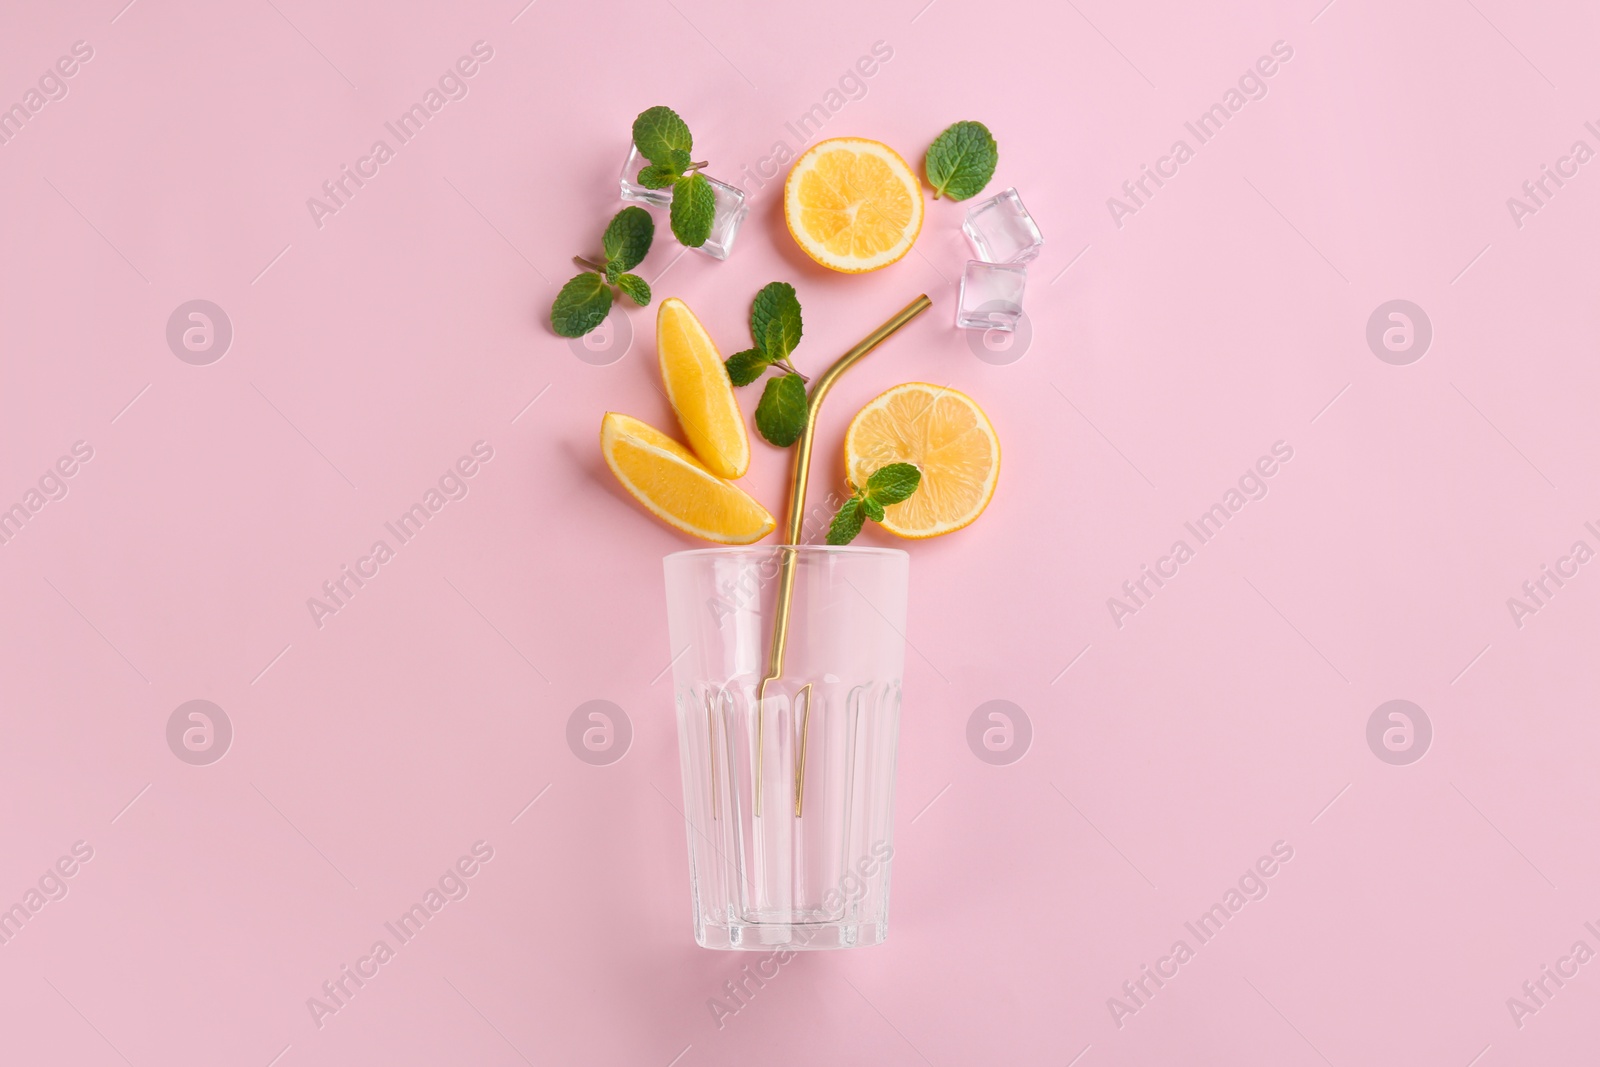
[664,544,909,562]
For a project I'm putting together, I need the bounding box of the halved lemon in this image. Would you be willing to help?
[657,297,749,479]
[600,413,774,544]
[784,138,924,273]
[844,383,1000,538]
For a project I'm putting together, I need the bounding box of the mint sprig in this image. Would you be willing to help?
[924,120,998,201]
[632,106,717,248]
[551,206,654,338]
[722,282,810,446]
[827,463,922,544]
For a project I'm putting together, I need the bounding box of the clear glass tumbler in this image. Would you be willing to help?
[663,546,909,950]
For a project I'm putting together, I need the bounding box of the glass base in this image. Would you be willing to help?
[696,920,888,951]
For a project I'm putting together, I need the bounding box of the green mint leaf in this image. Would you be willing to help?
[632,106,693,164]
[924,120,998,201]
[604,260,621,284]
[550,272,613,338]
[754,372,807,447]
[615,272,651,306]
[637,163,680,189]
[826,498,865,545]
[665,148,692,172]
[724,348,770,387]
[762,320,786,363]
[601,206,654,272]
[670,173,716,248]
[751,281,802,360]
[861,498,886,523]
[866,462,921,505]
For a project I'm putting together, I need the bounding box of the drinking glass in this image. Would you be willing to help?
[663,546,909,949]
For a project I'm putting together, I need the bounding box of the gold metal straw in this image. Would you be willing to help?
[755,293,932,817]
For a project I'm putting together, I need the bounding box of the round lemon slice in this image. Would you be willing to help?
[844,383,1000,538]
[784,138,924,273]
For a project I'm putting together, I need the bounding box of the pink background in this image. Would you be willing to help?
[2,0,1598,1063]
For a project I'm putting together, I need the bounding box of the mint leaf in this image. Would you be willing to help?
[751,282,802,360]
[763,321,787,363]
[866,462,921,505]
[551,272,613,338]
[925,120,998,201]
[637,163,679,189]
[754,372,807,447]
[602,206,654,272]
[664,148,692,173]
[724,348,769,387]
[604,260,621,284]
[670,173,716,247]
[829,463,922,541]
[615,272,651,306]
[632,106,692,164]
[826,498,865,545]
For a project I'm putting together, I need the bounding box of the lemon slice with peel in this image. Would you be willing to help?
[844,383,1000,538]
[657,297,749,479]
[784,138,924,273]
[601,413,774,544]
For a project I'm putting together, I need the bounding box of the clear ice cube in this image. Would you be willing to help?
[618,140,748,261]
[956,260,1027,331]
[962,187,1044,264]
[618,142,672,207]
[690,177,748,261]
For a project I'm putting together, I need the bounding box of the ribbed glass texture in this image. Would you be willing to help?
[663,547,908,950]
